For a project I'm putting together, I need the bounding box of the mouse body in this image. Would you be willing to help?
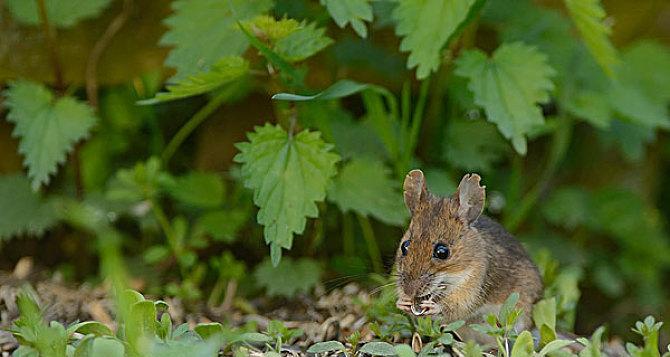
[395,170,542,338]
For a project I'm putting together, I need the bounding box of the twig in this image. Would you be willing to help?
[86,0,133,108]
[37,0,64,92]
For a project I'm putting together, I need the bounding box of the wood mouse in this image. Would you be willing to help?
[395,170,542,338]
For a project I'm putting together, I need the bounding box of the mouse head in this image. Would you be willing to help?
[395,170,486,313]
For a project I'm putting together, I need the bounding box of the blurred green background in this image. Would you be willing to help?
[1,0,670,344]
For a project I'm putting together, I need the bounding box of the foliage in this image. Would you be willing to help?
[0,174,58,240]
[563,0,619,77]
[253,257,321,297]
[235,124,340,265]
[393,0,477,79]
[1,0,670,347]
[455,42,555,154]
[3,80,97,190]
[159,0,273,80]
[321,0,373,38]
[5,0,112,28]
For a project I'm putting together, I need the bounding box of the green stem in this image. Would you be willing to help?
[401,78,431,173]
[356,214,383,273]
[161,90,229,164]
[343,212,354,256]
[504,116,573,231]
[150,200,186,276]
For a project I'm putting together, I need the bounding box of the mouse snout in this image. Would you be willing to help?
[399,272,430,299]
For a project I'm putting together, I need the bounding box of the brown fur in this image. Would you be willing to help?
[396,170,543,336]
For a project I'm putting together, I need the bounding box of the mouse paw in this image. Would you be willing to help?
[419,300,442,315]
[396,297,413,313]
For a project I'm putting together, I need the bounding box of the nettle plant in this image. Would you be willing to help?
[1,0,670,328]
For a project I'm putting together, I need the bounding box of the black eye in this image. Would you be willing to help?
[401,240,410,256]
[433,243,450,260]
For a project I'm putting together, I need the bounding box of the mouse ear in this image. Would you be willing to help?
[403,169,427,215]
[455,173,485,225]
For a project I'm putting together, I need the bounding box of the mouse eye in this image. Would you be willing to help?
[433,243,450,260]
[401,240,410,256]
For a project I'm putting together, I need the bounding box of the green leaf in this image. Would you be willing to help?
[463,341,483,357]
[90,338,125,357]
[234,124,340,265]
[139,56,249,104]
[327,158,407,226]
[563,0,618,77]
[11,292,67,357]
[106,157,168,203]
[160,0,272,80]
[0,174,59,240]
[6,0,112,28]
[253,257,321,297]
[539,340,574,357]
[194,323,224,341]
[163,172,225,208]
[245,15,301,41]
[359,341,397,356]
[608,41,670,130]
[394,344,416,357]
[3,80,98,190]
[70,321,113,337]
[542,187,590,230]
[196,209,248,242]
[393,0,477,79]
[320,0,373,38]
[511,330,534,357]
[443,117,509,172]
[126,301,157,349]
[455,42,556,154]
[533,298,558,346]
[273,79,372,101]
[274,22,333,62]
[307,341,346,353]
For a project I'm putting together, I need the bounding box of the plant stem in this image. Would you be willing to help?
[356,214,383,273]
[37,0,64,92]
[161,90,229,164]
[86,0,132,109]
[504,116,573,231]
[150,200,186,276]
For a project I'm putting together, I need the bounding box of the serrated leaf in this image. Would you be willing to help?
[245,15,301,41]
[359,341,397,356]
[0,174,59,240]
[274,22,333,62]
[3,80,98,190]
[253,257,321,297]
[321,0,373,38]
[393,0,477,79]
[234,124,340,265]
[455,42,556,154]
[307,341,346,353]
[139,56,249,104]
[563,0,618,77]
[608,41,670,130]
[163,172,225,208]
[6,0,112,28]
[160,0,272,80]
[327,158,407,226]
[443,117,508,172]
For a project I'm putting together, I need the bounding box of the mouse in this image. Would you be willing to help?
[395,170,543,339]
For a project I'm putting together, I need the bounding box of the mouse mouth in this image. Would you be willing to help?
[410,294,433,316]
